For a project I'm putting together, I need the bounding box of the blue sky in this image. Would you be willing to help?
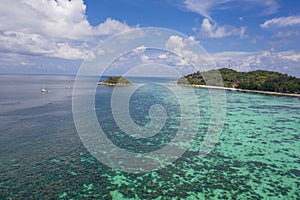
[0,0,300,76]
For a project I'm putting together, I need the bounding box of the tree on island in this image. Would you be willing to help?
[178,68,300,94]
[103,76,132,85]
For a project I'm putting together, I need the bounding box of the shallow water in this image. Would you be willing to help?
[0,75,299,199]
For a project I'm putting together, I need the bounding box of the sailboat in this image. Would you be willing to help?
[41,82,48,93]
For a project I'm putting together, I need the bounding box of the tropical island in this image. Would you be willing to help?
[178,68,300,96]
[97,76,132,86]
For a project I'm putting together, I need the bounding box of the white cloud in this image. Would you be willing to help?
[198,18,246,38]
[183,0,278,20]
[166,35,200,63]
[278,51,300,62]
[132,45,147,54]
[50,43,91,60]
[166,35,184,53]
[183,0,219,20]
[274,30,300,38]
[0,0,132,40]
[96,48,105,56]
[211,50,300,76]
[141,54,150,63]
[104,37,201,76]
[0,0,133,61]
[92,18,133,38]
[165,35,217,73]
[105,37,300,77]
[0,31,91,60]
[256,0,279,15]
[158,54,167,59]
[261,16,300,28]
[166,35,197,51]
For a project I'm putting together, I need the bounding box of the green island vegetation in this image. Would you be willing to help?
[178,68,300,94]
[100,76,132,86]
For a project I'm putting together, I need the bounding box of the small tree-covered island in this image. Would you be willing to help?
[178,68,300,94]
[98,76,132,86]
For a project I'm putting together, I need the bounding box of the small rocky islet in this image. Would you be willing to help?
[98,76,132,86]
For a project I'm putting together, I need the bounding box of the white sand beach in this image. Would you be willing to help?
[181,84,300,98]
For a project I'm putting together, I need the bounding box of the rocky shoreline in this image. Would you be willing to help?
[97,82,133,86]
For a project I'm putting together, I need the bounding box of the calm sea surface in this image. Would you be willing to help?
[0,75,299,199]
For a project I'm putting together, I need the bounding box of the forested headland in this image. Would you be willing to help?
[178,68,300,94]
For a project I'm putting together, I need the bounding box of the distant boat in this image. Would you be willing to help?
[41,82,48,93]
[41,88,48,93]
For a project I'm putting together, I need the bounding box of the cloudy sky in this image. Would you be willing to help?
[0,0,300,76]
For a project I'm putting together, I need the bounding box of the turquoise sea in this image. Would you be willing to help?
[0,75,299,199]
